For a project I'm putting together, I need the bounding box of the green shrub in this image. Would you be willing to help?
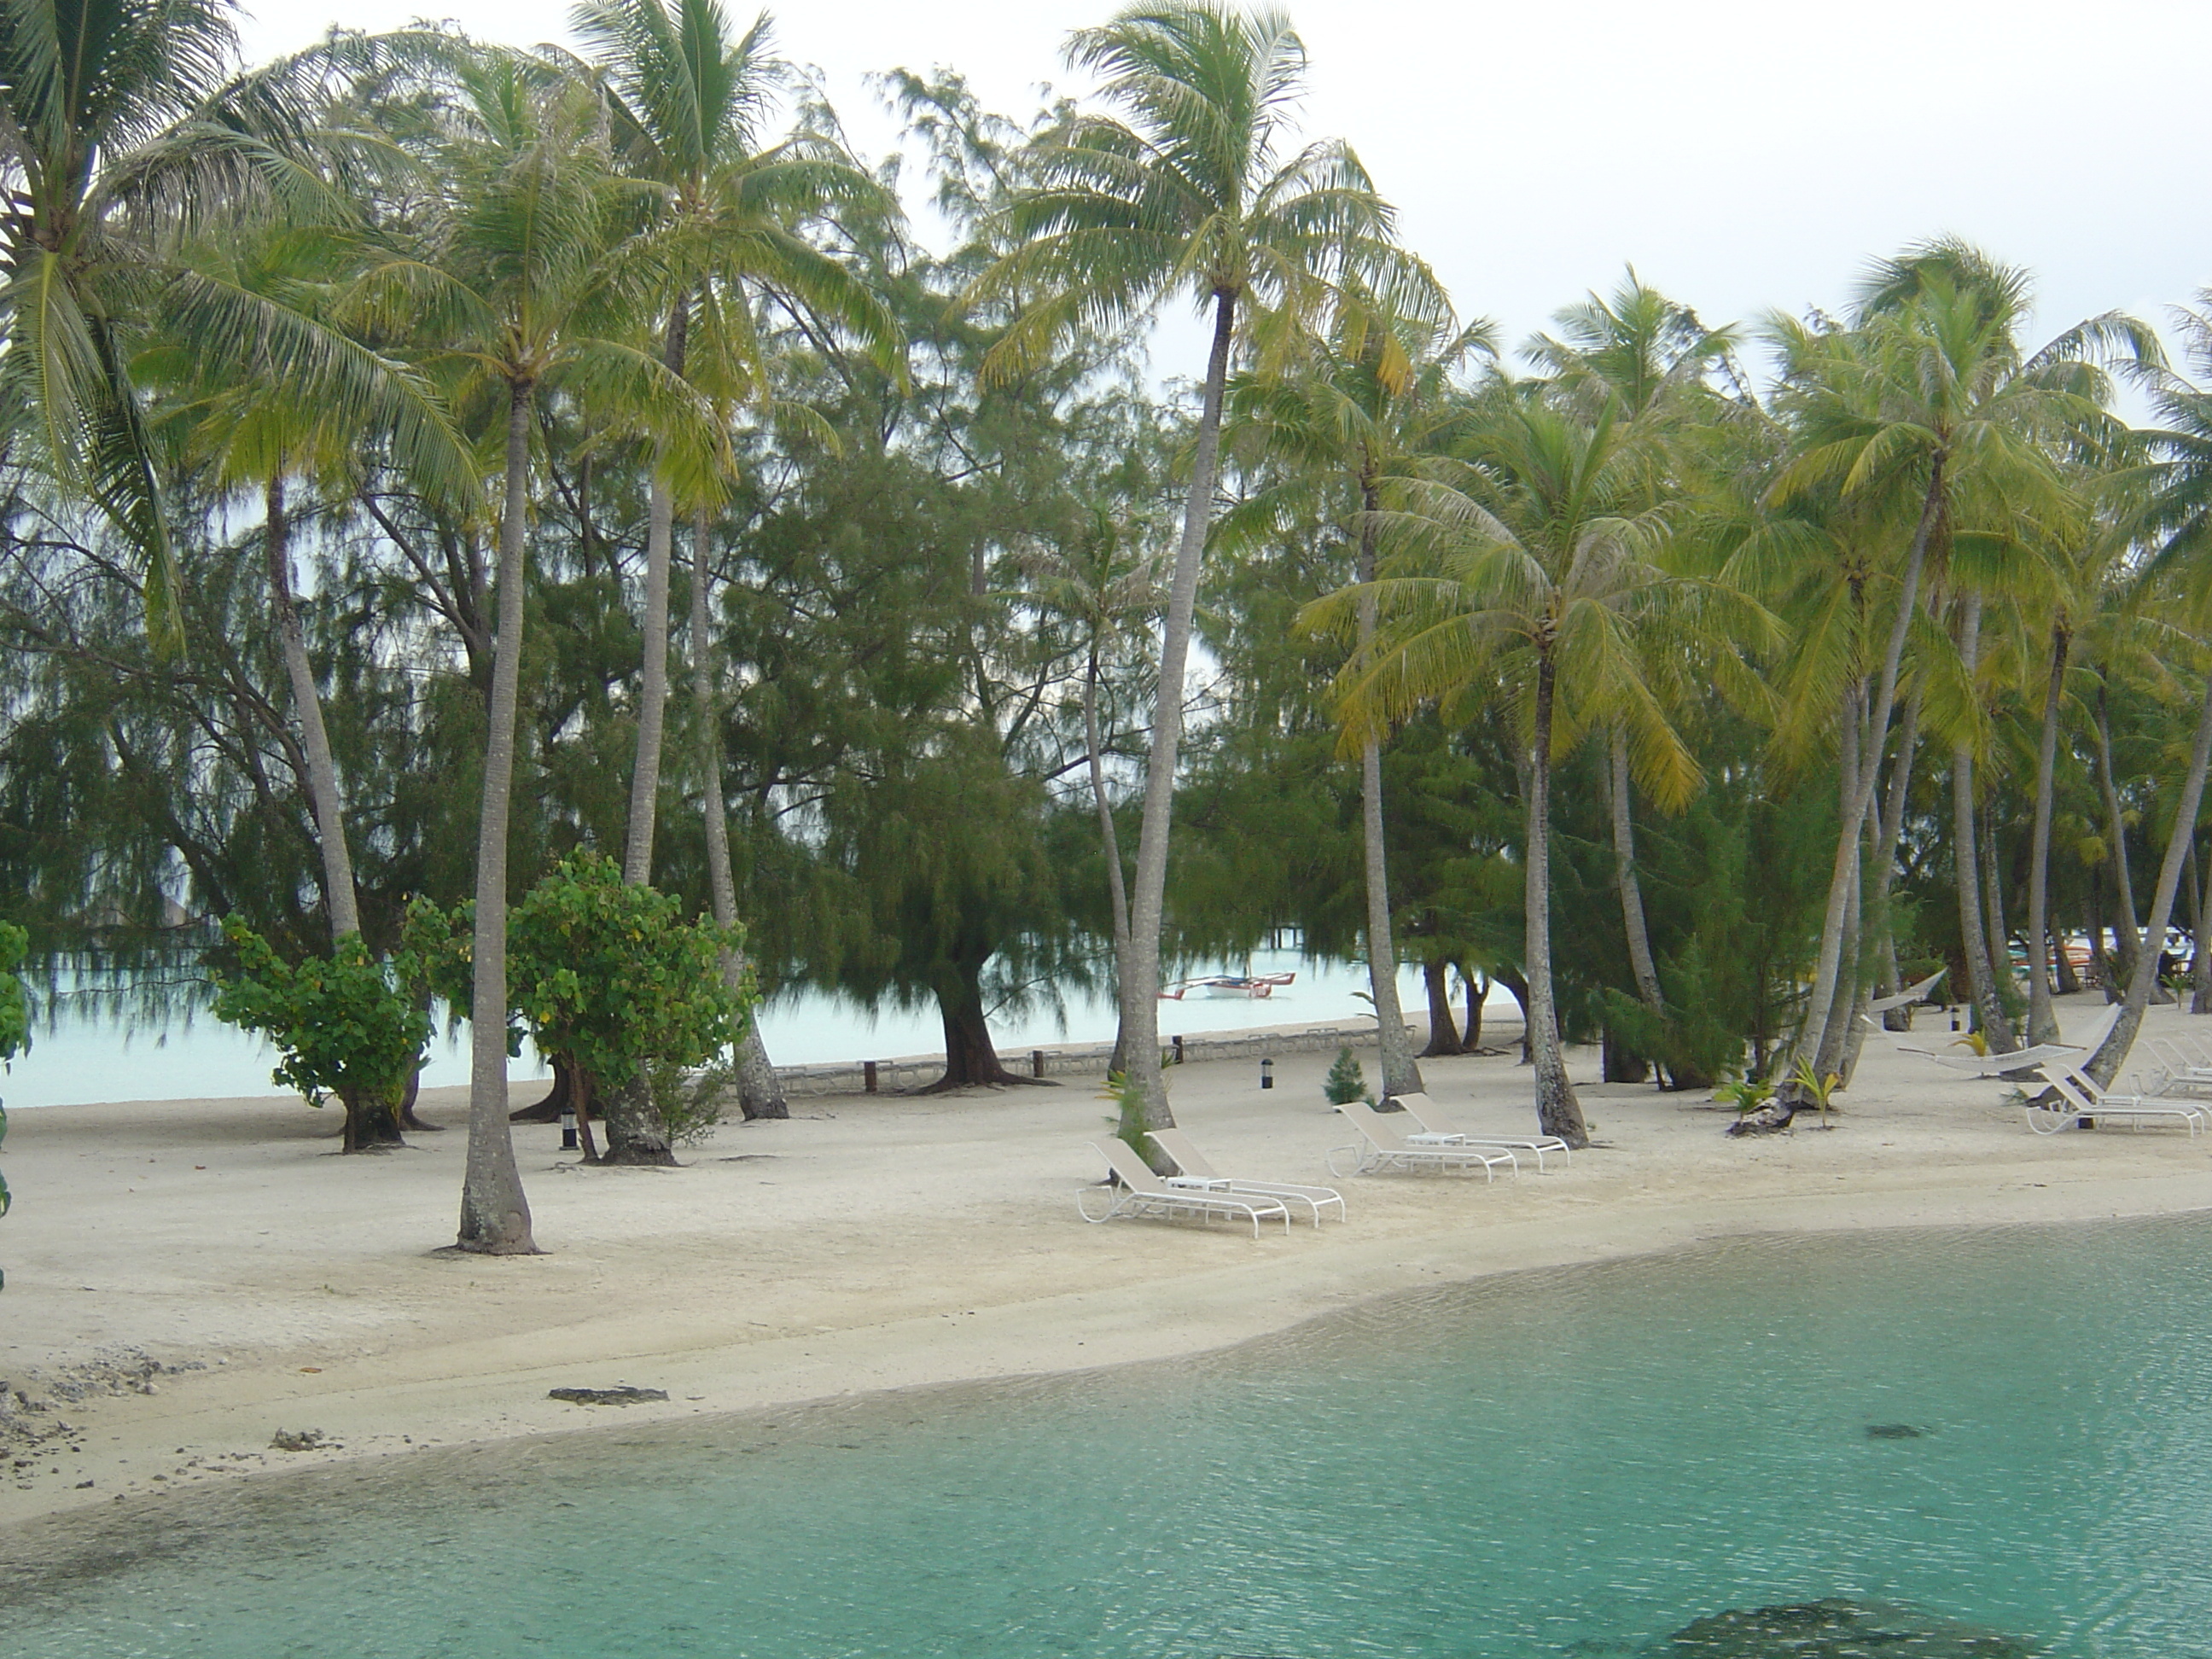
[212,919,429,1152]
[1323,1045,1368,1106]
[405,853,758,1161]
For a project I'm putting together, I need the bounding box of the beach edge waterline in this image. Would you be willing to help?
[6,1097,2209,1539]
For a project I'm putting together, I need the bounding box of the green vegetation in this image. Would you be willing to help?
[212,919,432,1150]
[406,854,755,1166]
[3,0,2211,1248]
[1323,1046,1369,1107]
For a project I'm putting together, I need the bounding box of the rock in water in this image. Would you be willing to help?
[547,1386,668,1406]
[1657,1598,2032,1657]
[1866,1423,1926,1439]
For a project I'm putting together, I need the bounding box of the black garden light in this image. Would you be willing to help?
[1260,1057,1274,1090]
[560,1103,579,1150]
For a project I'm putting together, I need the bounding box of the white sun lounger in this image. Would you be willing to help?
[1078,1138,1292,1236]
[1144,1128,1345,1226]
[2144,1038,2212,1094]
[1897,1040,2083,1075]
[2024,1064,2209,1138]
[1326,1098,1517,1180]
[1383,1093,1570,1171]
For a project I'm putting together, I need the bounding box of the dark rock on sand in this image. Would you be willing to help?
[548,1386,668,1406]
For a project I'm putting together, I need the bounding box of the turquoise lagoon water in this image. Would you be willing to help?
[9,1216,2212,1656]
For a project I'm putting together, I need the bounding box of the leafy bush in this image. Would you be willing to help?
[212,920,430,1151]
[406,853,757,1161]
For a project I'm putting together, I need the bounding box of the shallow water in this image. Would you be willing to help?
[9,949,1420,1108]
[9,1217,2212,1656]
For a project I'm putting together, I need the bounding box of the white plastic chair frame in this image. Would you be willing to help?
[1326,1099,1517,1181]
[2025,1065,2209,1138]
[2145,1038,2212,1095]
[1077,1139,1291,1237]
[1384,1093,1571,1171]
[1144,1129,1346,1227]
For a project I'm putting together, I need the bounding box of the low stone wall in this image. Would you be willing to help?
[771,1018,1437,1097]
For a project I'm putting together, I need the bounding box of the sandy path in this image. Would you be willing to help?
[3,992,2208,1532]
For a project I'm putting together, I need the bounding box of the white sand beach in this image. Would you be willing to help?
[4,992,2209,1532]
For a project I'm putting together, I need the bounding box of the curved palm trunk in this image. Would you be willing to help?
[1813,690,1865,1086]
[1083,646,1136,1079]
[1795,462,1942,1074]
[2093,678,2144,982]
[1113,289,1237,1144]
[1864,690,1922,1045]
[1356,500,1420,1099]
[621,302,690,886]
[1527,650,1588,1147]
[2085,670,2212,1086]
[1952,594,2017,1052]
[1606,728,1677,1084]
[1981,812,2011,996]
[457,382,539,1255]
[2186,840,2209,1012]
[691,506,786,1120]
[2025,625,2069,1044]
[265,476,361,941]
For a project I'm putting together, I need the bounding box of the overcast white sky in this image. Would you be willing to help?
[240,0,2212,380]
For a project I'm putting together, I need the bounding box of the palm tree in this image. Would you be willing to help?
[1527,271,1741,1083]
[164,223,477,948]
[967,1,1429,1136]
[1764,242,2140,1087]
[0,0,351,642]
[1307,388,1745,1147]
[569,0,896,888]
[1225,294,1490,1097]
[2075,291,2212,1084]
[346,40,721,1233]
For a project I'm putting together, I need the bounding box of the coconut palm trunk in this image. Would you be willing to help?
[457,382,539,1254]
[622,303,690,886]
[1606,728,1673,1073]
[691,505,786,1120]
[1355,500,1420,1099]
[1795,463,1942,1076]
[1812,691,1865,1084]
[1115,290,1237,1138]
[1951,593,2017,1051]
[1525,649,1588,1147]
[1981,812,2011,999]
[264,474,360,940]
[2084,671,2212,1085]
[2192,843,2212,1016]
[2024,623,2069,1043]
[2093,678,2145,981]
[1865,690,1922,1035]
[1082,643,1136,1079]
